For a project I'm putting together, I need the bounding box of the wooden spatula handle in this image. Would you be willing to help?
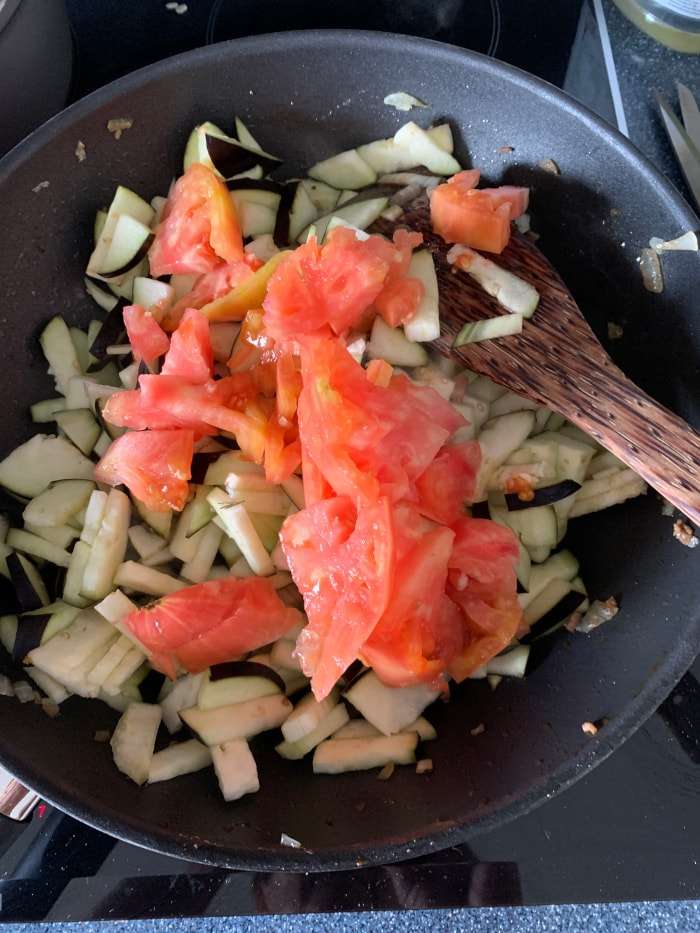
[562,361,700,526]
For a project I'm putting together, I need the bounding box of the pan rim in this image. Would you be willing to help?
[0,28,698,872]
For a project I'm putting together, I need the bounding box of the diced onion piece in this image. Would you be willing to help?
[454,314,523,347]
[448,245,540,317]
[639,248,664,293]
[383,92,428,111]
[649,231,698,252]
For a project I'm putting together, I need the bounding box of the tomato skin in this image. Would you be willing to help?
[415,441,481,525]
[447,589,522,682]
[149,163,244,277]
[281,495,395,700]
[431,183,511,253]
[122,305,170,364]
[161,308,213,384]
[124,577,303,679]
[94,428,194,512]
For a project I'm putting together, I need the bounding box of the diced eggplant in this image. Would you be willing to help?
[114,561,185,597]
[55,409,101,456]
[343,672,440,736]
[313,732,418,774]
[132,277,175,316]
[110,702,161,785]
[181,523,223,584]
[7,529,71,567]
[148,739,212,783]
[281,689,339,743]
[203,451,265,486]
[22,479,94,529]
[128,524,166,562]
[25,666,70,704]
[485,645,530,678]
[197,661,284,710]
[207,490,274,576]
[40,316,83,395]
[180,693,292,745]
[211,739,259,801]
[160,672,205,734]
[448,246,539,317]
[131,496,172,540]
[368,317,429,367]
[403,251,440,343]
[505,479,581,512]
[86,186,154,282]
[276,703,350,760]
[81,489,131,600]
[309,148,377,190]
[475,412,536,498]
[87,300,127,363]
[7,552,49,611]
[0,435,94,499]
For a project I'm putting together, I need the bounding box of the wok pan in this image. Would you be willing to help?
[0,31,698,872]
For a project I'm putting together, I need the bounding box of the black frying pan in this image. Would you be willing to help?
[0,31,698,872]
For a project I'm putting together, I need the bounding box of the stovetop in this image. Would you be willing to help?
[0,0,698,921]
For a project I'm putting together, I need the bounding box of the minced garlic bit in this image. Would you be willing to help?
[416,758,433,774]
[383,92,427,112]
[607,322,623,340]
[470,723,485,737]
[107,118,133,140]
[32,180,49,193]
[377,762,395,781]
[75,140,86,163]
[581,721,598,736]
[166,1,189,12]
[280,832,302,848]
[673,520,699,549]
[538,158,560,175]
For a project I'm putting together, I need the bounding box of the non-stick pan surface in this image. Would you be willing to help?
[0,31,698,872]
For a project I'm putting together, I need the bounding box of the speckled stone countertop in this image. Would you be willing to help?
[2,900,700,931]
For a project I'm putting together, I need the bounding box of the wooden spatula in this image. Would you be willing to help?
[376,198,700,526]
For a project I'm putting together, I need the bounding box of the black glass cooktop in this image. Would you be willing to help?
[0,0,697,921]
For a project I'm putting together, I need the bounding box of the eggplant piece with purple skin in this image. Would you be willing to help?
[7,552,47,614]
[505,479,581,512]
[206,134,281,178]
[86,298,127,366]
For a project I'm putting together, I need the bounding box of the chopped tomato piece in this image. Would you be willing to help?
[281,496,395,700]
[430,171,528,254]
[374,228,424,327]
[447,589,522,682]
[123,577,303,679]
[94,429,194,512]
[122,305,170,365]
[448,516,520,595]
[149,163,244,277]
[264,416,302,484]
[296,337,464,505]
[301,448,334,506]
[228,310,272,373]
[161,308,213,384]
[102,388,217,435]
[263,228,423,341]
[445,516,523,680]
[415,441,481,525]
[362,523,460,687]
